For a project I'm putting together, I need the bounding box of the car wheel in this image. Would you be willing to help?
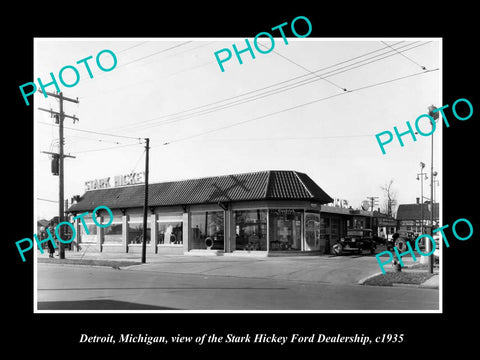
[332,243,344,256]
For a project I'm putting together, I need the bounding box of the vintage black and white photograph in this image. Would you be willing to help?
[31,36,444,312]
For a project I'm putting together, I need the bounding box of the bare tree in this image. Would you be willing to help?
[380,179,398,217]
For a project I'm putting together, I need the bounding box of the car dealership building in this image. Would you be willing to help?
[67,170,336,256]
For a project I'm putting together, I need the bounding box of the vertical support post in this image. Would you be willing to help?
[38,90,79,259]
[122,212,128,253]
[150,212,157,254]
[58,92,65,259]
[141,138,150,263]
[97,215,104,252]
[182,211,190,253]
[429,120,435,274]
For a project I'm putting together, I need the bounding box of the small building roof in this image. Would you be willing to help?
[396,203,439,220]
[37,219,50,227]
[68,170,333,212]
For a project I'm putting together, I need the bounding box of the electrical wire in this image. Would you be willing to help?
[75,143,141,154]
[159,68,439,147]
[117,41,193,69]
[257,42,347,92]
[381,41,426,70]
[38,121,142,141]
[37,198,58,203]
[112,41,431,134]
[133,42,433,132]
[128,148,146,174]
[117,41,149,53]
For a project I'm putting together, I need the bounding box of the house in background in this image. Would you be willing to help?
[396,199,439,235]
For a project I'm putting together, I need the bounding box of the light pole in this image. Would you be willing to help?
[416,162,428,236]
[427,105,439,274]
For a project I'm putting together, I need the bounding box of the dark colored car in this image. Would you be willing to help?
[332,229,376,255]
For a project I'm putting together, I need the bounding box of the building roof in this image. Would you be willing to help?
[396,203,439,220]
[37,219,50,227]
[68,170,333,212]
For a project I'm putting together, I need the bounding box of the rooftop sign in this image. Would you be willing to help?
[84,172,145,191]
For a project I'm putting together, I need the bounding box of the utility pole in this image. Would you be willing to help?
[141,138,150,264]
[366,196,379,231]
[39,91,79,259]
[427,105,439,274]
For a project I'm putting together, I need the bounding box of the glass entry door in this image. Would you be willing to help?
[305,213,321,251]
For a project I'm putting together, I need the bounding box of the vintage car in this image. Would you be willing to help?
[331,229,376,255]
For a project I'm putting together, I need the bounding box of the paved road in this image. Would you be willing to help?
[36,254,439,311]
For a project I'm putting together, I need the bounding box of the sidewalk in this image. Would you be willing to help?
[36,249,439,288]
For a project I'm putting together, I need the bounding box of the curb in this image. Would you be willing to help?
[357,272,383,285]
[358,271,439,289]
[419,274,439,289]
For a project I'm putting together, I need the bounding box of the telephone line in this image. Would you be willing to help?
[111,41,430,134]
[159,68,439,147]
[128,41,432,133]
[39,121,142,141]
[117,41,192,69]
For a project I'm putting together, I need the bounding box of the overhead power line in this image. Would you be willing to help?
[159,67,439,147]
[75,143,141,154]
[111,41,431,134]
[118,41,192,68]
[38,121,142,141]
[257,42,347,92]
[117,41,149,53]
[381,41,427,70]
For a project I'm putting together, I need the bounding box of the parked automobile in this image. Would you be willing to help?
[331,229,376,255]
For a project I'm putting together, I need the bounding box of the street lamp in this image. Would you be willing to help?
[426,105,440,274]
[416,162,428,236]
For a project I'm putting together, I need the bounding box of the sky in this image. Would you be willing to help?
[33,37,441,220]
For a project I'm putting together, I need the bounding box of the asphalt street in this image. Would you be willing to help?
[36,253,439,311]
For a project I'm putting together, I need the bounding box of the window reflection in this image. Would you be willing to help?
[269,209,302,251]
[234,210,267,251]
[158,222,183,245]
[305,213,320,251]
[128,223,151,244]
[191,211,224,250]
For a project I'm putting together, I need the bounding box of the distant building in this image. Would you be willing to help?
[396,200,439,234]
[371,210,397,238]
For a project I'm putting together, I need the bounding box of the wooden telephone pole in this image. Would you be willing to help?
[141,138,150,264]
[39,91,79,259]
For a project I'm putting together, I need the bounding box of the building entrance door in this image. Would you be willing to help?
[305,213,320,251]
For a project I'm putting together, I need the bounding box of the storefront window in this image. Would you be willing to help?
[128,223,151,244]
[85,224,98,235]
[269,209,302,251]
[103,211,122,241]
[104,223,122,244]
[105,224,122,236]
[234,210,267,251]
[305,213,320,251]
[158,221,183,245]
[191,211,224,250]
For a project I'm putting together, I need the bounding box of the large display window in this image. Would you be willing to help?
[234,210,267,251]
[104,212,122,243]
[191,211,224,250]
[269,209,302,251]
[128,222,151,244]
[158,221,183,245]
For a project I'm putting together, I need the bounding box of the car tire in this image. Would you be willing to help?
[332,243,344,256]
